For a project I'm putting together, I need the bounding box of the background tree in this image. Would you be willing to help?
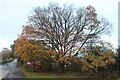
[27,3,112,72]
[10,42,16,59]
[117,46,120,76]
[0,48,11,64]
[10,42,15,54]
[117,46,120,63]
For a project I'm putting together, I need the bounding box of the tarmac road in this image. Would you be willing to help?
[0,59,25,79]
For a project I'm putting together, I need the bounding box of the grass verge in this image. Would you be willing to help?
[20,66,120,80]
[20,67,83,78]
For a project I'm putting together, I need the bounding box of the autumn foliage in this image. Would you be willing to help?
[14,35,116,73]
[80,49,115,72]
[14,35,57,71]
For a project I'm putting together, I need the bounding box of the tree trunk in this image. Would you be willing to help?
[47,62,52,72]
[59,63,65,73]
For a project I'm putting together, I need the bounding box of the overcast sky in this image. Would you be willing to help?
[0,0,119,51]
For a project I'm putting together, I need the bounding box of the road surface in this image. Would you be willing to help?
[0,59,24,79]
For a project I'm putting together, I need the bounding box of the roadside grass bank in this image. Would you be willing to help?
[20,66,85,78]
[20,66,119,80]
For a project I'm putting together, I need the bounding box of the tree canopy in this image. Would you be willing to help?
[14,3,115,73]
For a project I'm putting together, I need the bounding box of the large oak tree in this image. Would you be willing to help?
[26,4,112,72]
[14,3,114,73]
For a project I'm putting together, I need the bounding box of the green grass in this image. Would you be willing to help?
[22,71,58,78]
[20,67,56,78]
[20,67,82,78]
[20,66,120,80]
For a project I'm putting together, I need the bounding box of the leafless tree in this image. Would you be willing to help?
[27,3,112,72]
